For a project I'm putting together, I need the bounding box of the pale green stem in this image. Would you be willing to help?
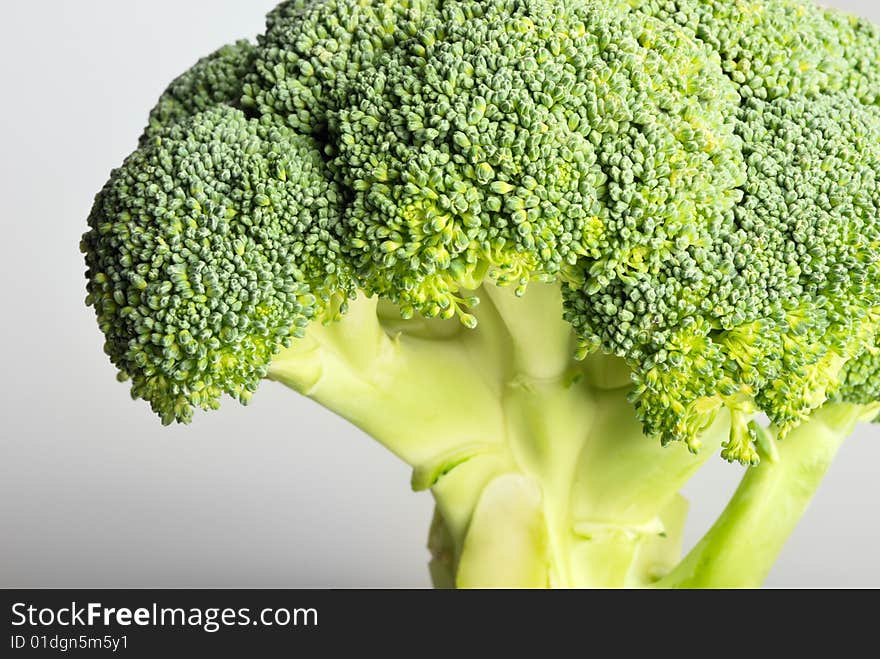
[267,295,507,468]
[427,507,457,589]
[656,402,877,588]
[476,283,731,587]
[566,391,730,587]
[481,282,576,379]
[266,285,872,589]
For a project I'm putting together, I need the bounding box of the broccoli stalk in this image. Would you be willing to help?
[658,402,878,588]
[267,283,878,587]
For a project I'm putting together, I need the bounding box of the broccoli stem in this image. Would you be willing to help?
[427,379,729,588]
[655,402,876,588]
[267,284,874,588]
[267,295,507,468]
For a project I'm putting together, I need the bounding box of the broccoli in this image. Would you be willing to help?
[81,0,880,588]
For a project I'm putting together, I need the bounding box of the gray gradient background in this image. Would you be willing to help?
[2,0,879,588]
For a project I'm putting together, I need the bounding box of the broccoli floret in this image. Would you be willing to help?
[142,41,257,141]
[824,9,880,106]
[244,0,434,134]
[82,0,880,588]
[84,106,348,423]
[335,0,743,324]
[606,0,880,453]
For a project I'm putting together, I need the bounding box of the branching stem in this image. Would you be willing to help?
[266,284,877,588]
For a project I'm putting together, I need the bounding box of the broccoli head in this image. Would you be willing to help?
[82,0,880,588]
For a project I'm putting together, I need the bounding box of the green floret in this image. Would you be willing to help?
[838,342,880,411]
[735,95,880,425]
[243,0,434,135]
[626,0,847,97]
[142,40,257,141]
[334,0,743,322]
[83,106,347,423]
[820,7,880,106]
[559,0,880,459]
